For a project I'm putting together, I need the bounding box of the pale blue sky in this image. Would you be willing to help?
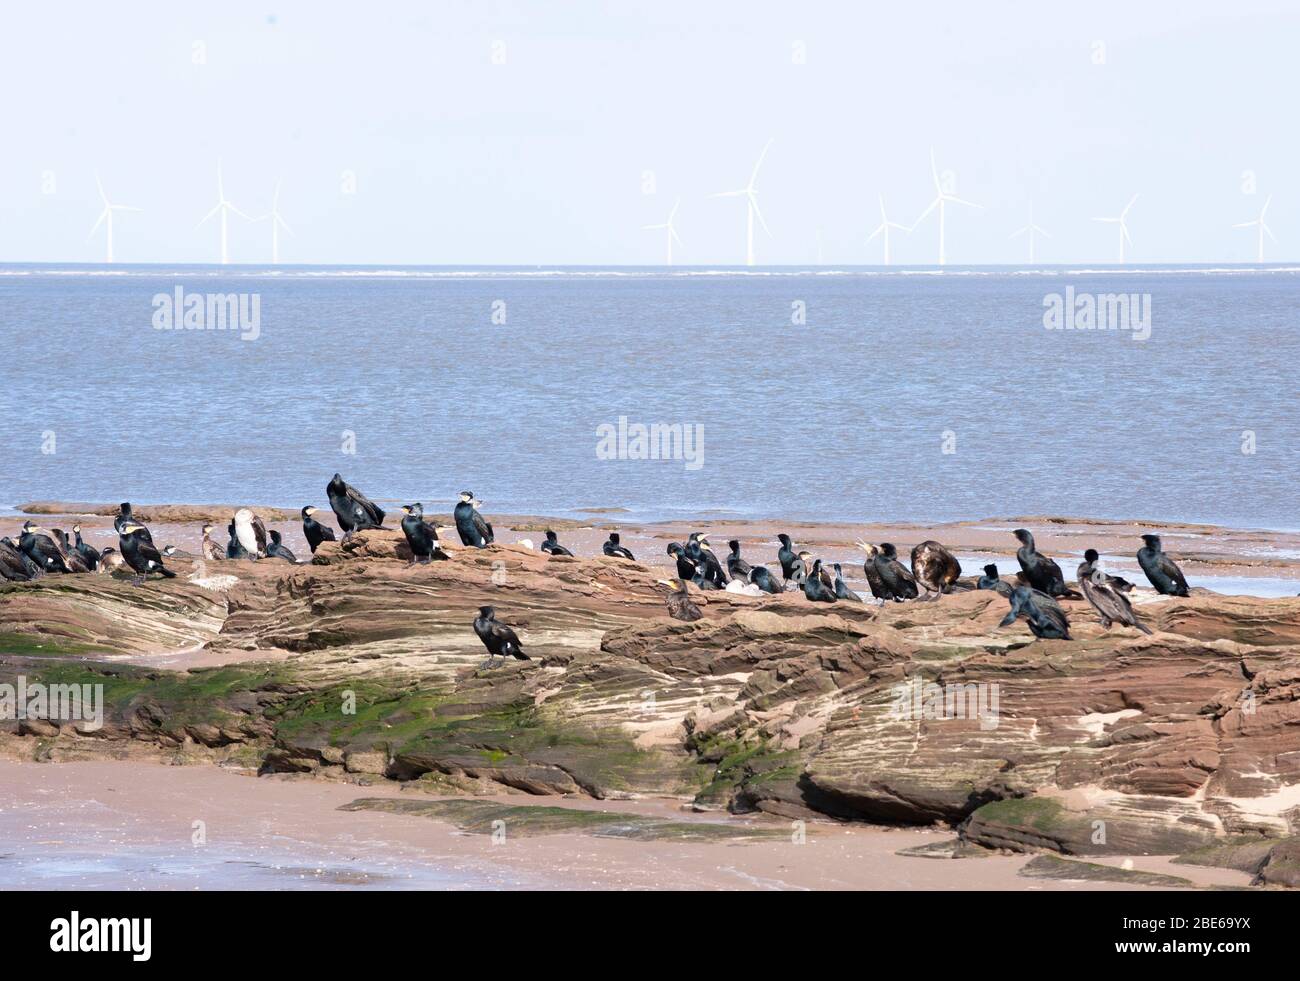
[1,0,1295,265]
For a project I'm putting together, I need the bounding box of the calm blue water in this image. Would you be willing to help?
[1,263,1297,528]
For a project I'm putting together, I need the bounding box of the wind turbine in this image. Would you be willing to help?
[87,174,141,263]
[642,198,683,265]
[1010,202,1051,264]
[914,149,981,266]
[711,138,774,266]
[196,162,255,265]
[1092,194,1138,264]
[1233,195,1276,264]
[866,195,911,265]
[257,179,294,264]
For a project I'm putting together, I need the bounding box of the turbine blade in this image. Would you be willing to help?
[196,203,221,228]
[946,195,981,209]
[670,227,683,246]
[1122,193,1139,216]
[750,193,772,238]
[866,223,885,243]
[1264,224,1278,243]
[915,198,939,225]
[87,209,107,238]
[710,190,746,198]
[669,198,680,221]
[276,213,294,235]
[227,203,256,222]
[1036,226,1051,238]
[930,148,941,193]
[1122,224,1132,245]
[1232,220,1257,228]
[95,173,109,207]
[1010,226,1029,238]
[749,138,774,188]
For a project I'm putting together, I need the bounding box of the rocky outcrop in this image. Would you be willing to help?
[3,537,1300,881]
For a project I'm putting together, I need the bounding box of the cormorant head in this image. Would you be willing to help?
[459,491,474,503]
[302,506,317,518]
[478,605,495,619]
[163,545,176,556]
[657,578,679,590]
[1084,548,1099,563]
[880,543,897,558]
[833,563,843,574]
[102,547,115,555]
[270,531,282,543]
[235,508,253,524]
[401,503,422,516]
[330,474,343,487]
[121,521,144,534]
[1141,534,1161,549]
[777,533,791,547]
[811,559,823,572]
[119,503,133,516]
[728,539,740,553]
[21,521,35,533]
[546,530,558,542]
[983,563,999,578]
[609,533,621,544]
[666,542,682,555]
[798,550,812,560]
[72,524,81,534]
[1013,529,1032,546]
[202,523,214,534]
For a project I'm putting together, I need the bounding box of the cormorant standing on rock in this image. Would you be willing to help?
[833,563,863,602]
[400,504,445,563]
[266,531,297,563]
[72,525,100,571]
[999,585,1071,640]
[658,579,703,621]
[802,559,838,602]
[726,540,751,580]
[226,521,250,560]
[51,530,91,573]
[785,550,811,589]
[874,543,919,601]
[1079,550,1151,634]
[854,541,889,601]
[453,492,493,548]
[18,523,71,574]
[201,523,224,561]
[1013,529,1069,597]
[118,521,176,583]
[666,543,697,580]
[234,508,267,558]
[473,606,529,668]
[690,534,728,587]
[603,532,635,560]
[776,534,798,581]
[0,537,39,581]
[729,540,781,594]
[748,565,783,595]
[978,563,1011,596]
[912,540,962,597]
[1137,535,1190,597]
[115,504,154,546]
[300,506,336,554]
[327,473,385,540]
[97,547,125,575]
[540,530,573,556]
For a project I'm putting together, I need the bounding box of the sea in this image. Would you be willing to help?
[1,263,1296,530]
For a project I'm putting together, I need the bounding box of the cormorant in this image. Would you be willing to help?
[453,492,493,548]
[234,508,267,558]
[1079,550,1151,634]
[874,543,919,601]
[912,540,962,597]
[1137,534,1190,597]
[658,579,703,621]
[1013,529,1068,597]
[748,565,783,595]
[833,563,863,602]
[854,541,889,601]
[603,532,635,560]
[802,559,838,602]
[226,521,250,560]
[201,523,225,561]
[72,524,100,571]
[978,563,1011,596]
[50,529,91,573]
[776,534,798,581]
[18,523,71,573]
[999,585,1071,640]
[690,533,728,587]
[540,530,573,557]
[666,543,697,580]
[118,521,176,583]
[728,540,781,594]
[300,506,337,554]
[0,537,39,581]
[327,473,385,540]
[266,531,298,563]
[399,503,445,563]
[115,503,154,546]
[785,550,811,588]
[97,547,126,575]
[473,606,529,668]
[726,540,751,580]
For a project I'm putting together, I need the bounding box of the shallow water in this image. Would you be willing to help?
[2,263,1297,528]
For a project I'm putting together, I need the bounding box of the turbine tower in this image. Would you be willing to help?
[258,179,294,264]
[87,174,141,263]
[866,195,911,265]
[1010,202,1051,264]
[642,198,683,265]
[1092,194,1138,264]
[1233,195,1276,263]
[711,138,774,266]
[914,149,981,266]
[197,161,254,265]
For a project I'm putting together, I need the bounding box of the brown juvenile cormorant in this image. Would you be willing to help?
[201,523,225,561]
[96,547,126,575]
[473,606,529,668]
[658,579,703,621]
[1137,534,1190,596]
[0,537,39,581]
[911,540,962,597]
[1079,550,1151,633]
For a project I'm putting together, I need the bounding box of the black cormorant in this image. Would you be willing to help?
[802,559,838,602]
[540,530,573,556]
[453,492,493,548]
[399,503,445,563]
[18,523,71,574]
[473,606,529,668]
[776,534,798,581]
[603,532,635,560]
[690,534,728,587]
[874,543,919,600]
[226,521,250,560]
[118,521,176,583]
[854,541,889,600]
[1013,529,1068,597]
[327,473,385,539]
[833,563,863,602]
[300,506,337,554]
[978,563,1011,596]
[1137,535,1190,597]
[266,531,298,563]
[726,540,751,580]
[666,543,697,580]
[1079,550,1151,633]
[999,585,1071,640]
[71,525,101,571]
[115,503,155,546]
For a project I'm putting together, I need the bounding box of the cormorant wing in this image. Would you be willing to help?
[1157,553,1189,592]
[345,483,385,526]
[252,515,268,555]
[472,509,493,544]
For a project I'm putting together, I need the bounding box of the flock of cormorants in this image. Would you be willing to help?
[0,471,1194,663]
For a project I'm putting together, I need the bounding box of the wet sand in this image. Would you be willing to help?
[0,761,1252,891]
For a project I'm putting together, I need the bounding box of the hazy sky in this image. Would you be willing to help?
[1,0,1295,265]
